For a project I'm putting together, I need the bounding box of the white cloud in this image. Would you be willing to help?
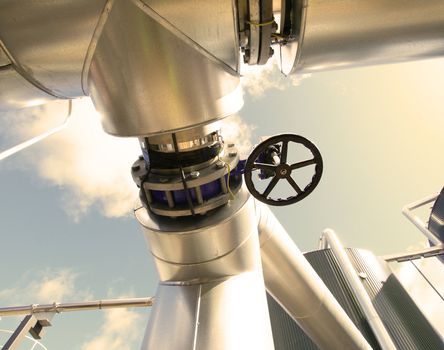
[240,56,311,98]
[5,98,140,220]
[0,268,91,304]
[81,301,145,350]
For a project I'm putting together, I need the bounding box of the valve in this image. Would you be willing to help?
[244,134,323,206]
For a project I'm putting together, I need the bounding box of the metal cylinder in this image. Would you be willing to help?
[287,0,444,74]
[256,201,372,350]
[136,188,274,349]
[86,0,243,136]
[321,229,397,350]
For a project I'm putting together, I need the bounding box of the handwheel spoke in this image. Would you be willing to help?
[286,176,302,194]
[290,158,316,170]
[263,176,280,198]
[280,141,288,164]
[253,162,277,172]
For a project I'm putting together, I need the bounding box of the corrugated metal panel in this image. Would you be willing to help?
[346,249,444,350]
[267,248,443,350]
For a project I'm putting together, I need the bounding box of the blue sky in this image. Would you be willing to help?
[1,57,443,348]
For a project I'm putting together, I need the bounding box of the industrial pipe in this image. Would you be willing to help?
[321,229,397,350]
[0,297,154,317]
[256,202,372,350]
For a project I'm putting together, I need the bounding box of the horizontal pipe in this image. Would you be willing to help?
[321,229,396,350]
[256,202,371,350]
[0,297,154,317]
[382,245,444,262]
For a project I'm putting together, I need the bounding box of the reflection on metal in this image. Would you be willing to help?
[288,0,444,74]
[87,0,242,137]
[256,202,372,350]
[139,0,240,71]
[0,297,154,317]
[136,188,274,349]
[402,193,442,246]
[0,45,10,66]
[0,0,107,97]
[0,65,56,111]
[0,100,72,161]
[383,245,444,262]
[428,187,444,244]
[320,229,397,350]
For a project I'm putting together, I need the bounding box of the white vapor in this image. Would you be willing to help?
[81,300,145,350]
[1,54,300,220]
[0,268,91,304]
[240,55,311,98]
[221,114,255,158]
[7,98,140,220]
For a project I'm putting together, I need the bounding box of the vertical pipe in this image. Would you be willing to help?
[322,229,397,350]
[137,189,274,349]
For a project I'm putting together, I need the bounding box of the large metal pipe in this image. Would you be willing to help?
[256,201,372,350]
[321,229,397,350]
[136,188,274,350]
[87,0,243,137]
[287,0,444,74]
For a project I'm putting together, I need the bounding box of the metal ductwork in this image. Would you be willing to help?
[280,0,444,74]
[135,188,275,349]
[255,201,372,350]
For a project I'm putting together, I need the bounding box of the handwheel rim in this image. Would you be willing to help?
[244,134,323,206]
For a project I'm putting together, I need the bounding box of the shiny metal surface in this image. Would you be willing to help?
[0,297,153,317]
[256,202,372,350]
[382,245,444,262]
[138,188,274,348]
[142,274,274,350]
[321,229,397,350]
[0,0,107,98]
[136,187,256,275]
[0,65,56,111]
[402,193,442,246]
[141,0,239,72]
[146,121,222,152]
[87,0,243,137]
[291,0,444,73]
[0,46,10,66]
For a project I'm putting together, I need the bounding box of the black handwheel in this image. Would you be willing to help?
[244,134,323,206]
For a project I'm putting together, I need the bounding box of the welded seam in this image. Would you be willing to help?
[192,285,202,350]
[81,0,115,95]
[0,38,68,99]
[131,0,239,76]
[149,225,254,266]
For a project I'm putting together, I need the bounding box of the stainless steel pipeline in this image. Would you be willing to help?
[0,0,243,135]
[289,0,444,74]
[255,201,372,350]
[87,0,243,136]
[0,297,154,317]
[136,188,275,350]
[321,229,397,350]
